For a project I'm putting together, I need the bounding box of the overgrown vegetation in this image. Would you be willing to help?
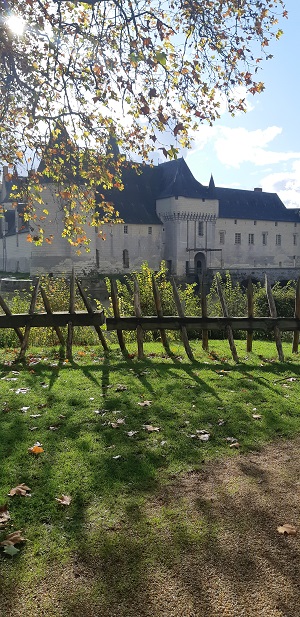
[1,340,300,614]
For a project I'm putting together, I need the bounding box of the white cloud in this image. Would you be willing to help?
[261,160,300,208]
[191,125,300,169]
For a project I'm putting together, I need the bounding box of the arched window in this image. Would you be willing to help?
[123,249,129,268]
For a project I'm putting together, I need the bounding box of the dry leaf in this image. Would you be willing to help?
[20,406,30,413]
[15,388,30,395]
[126,431,138,437]
[137,400,152,407]
[0,531,26,546]
[48,425,59,431]
[198,433,210,442]
[277,523,297,536]
[116,418,125,425]
[252,414,262,420]
[0,504,10,526]
[59,414,66,419]
[115,384,128,392]
[30,414,41,418]
[8,484,31,497]
[28,443,44,454]
[229,442,240,449]
[226,437,238,443]
[110,422,120,428]
[143,425,160,433]
[55,495,72,506]
[112,455,121,460]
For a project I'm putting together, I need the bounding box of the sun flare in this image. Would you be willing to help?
[6,15,25,36]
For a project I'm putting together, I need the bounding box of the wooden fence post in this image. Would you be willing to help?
[265,274,284,362]
[247,277,254,353]
[40,287,65,348]
[18,279,40,360]
[199,276,209,351]
[76,279,108,351]
[66,269,75,360]
[0,294,24,344]
[171,277,194,361]
[110,279,126,353]
[292,277,300,354]
[216,277,239,362]
[133,276,144,359]
[151,274,169,350]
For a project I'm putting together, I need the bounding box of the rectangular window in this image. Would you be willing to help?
[295,223,297,228]
[262,232,267,246]
[293,234,297,246]
[254,220,257,226]
[124,225,128,234]
[235,233,241,245]
[275,221,278,226]
[234,219,237,225]
[198,221,204,236]
[276,234,281,246]
[248,233,254,245]
[148,226,152,235]
[219,231,225,245]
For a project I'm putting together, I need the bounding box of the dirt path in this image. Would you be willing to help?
[3,438,300,617]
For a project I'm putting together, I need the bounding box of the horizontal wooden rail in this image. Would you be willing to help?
[106,316,300,332]
[0,310,105,329]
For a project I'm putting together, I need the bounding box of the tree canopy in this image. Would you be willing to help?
[0,0,286,248]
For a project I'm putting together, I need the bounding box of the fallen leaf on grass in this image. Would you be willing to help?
[15,388,30,395]
[112,455,121,460]
[20,406,30,413]
[143,425,160,433]
[38,403,47,409]
[226,437,238,443]
[29,427,38,431]
[137,400,152,407]
[28,443,44,455]
[3,544,19,556]
[277,523,297,536]
[229,442,240,449]
[252,414,262,420]
[59,414,66,419]
[197,431,210,442]
[126,431,138,437]
[218,419,225,426]
[0,530,26,546]
[115,384,128,392]
[30,414,42,419]
[0,505,10,526]
[48,425,59,431]
[8,484,31,497]
[55,495,72,506]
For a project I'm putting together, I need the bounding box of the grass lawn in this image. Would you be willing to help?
[1,339,300,616]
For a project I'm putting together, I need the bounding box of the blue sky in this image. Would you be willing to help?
[185,0,300,209]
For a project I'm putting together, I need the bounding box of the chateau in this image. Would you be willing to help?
[1,158,300,282]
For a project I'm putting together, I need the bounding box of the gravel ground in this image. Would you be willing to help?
[2,438,300,617]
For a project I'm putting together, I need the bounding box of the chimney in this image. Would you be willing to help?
[254,187,262,192]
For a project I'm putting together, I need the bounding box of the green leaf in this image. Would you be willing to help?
[155,52,167,66]
[3,545,20,556]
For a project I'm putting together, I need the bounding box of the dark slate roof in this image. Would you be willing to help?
[99,158,215,224]
[98,163,161,224]
[216,186,300,222]
[156,158,212,199]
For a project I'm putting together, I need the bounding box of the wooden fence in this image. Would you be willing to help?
[0,270,300,362]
